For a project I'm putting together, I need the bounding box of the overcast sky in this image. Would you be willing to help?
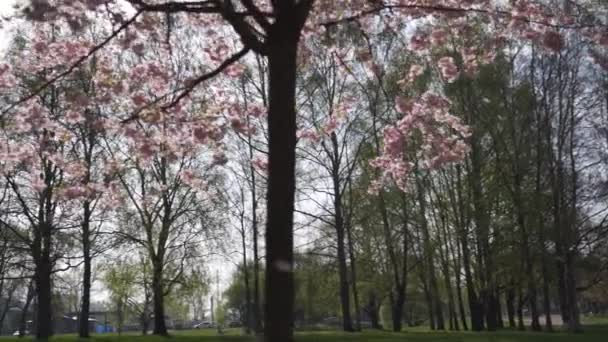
[0,0,17,51]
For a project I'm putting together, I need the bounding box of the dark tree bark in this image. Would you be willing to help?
[517,285,525,331]
[152,262,168,336]
[79,202,92,338]
[454,165,484,331]
[34,221,53,340]
[416,174,444,331]
[264,3,312,341]
[330,133,354,332]
[363,291,382,330]
[506,282,516,328]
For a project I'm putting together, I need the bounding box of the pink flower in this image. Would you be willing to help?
[297,129,321,143]
[438,56,459,83]
[252,156,268,172]
[410,34,429,51]
[430,29,449,47]
[131,93,147,106]
[406,64,425,84]
[66,110,84,124]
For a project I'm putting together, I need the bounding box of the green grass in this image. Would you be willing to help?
[2,325,608,342]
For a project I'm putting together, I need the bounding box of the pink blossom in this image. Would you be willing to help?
[430,29,449,47]
[438,56,459,83]
[66,110,84,124]
[131,93,147,106]
[410,34,429,51]
[252,157,268,172]
[297,129,321,143]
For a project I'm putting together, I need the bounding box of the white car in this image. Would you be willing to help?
[13,330,28,336]
[193,321,214,329]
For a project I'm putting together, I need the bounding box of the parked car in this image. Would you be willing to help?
[13,330,28,336]
[193,321,214,329]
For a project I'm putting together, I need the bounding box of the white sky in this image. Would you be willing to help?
[0,0,17,51]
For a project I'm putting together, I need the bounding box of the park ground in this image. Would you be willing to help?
[2,319,608,342]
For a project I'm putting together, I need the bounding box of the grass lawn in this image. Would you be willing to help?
[2,324,608,342]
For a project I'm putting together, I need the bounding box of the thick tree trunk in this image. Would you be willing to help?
[35,256,53,339]
[391,291,405,332]
[79,204,92,338]
[264,5,307,340]
[152,263,168,336]
[34,221,53,340]
[565,253,582,332]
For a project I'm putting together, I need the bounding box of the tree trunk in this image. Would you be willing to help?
[334,191,353,332]
[345,211,361,331]
[496,292,504,329]
[142,313,149,336]
[264,5,307,340]
[247,105,263,335]
[517,286,525,331]
[417,174,444,331]
[421,275,435,330]
[252,185,262,335]
[19,281,34,338]
[79,203,92,338]
[365,292,382,330]
[391,291,405,332]
[35,258,53,339]
[456,278,468,331]
[34,222,53,340]
[541,263,553,331]
[152,262,168,336]
[506,283,516,328]
[241,228,252,334]
[565,253,582,332]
